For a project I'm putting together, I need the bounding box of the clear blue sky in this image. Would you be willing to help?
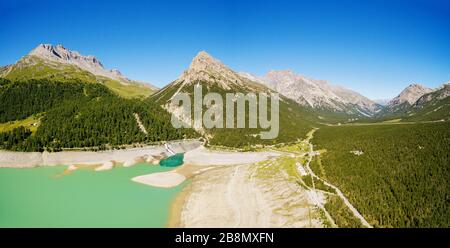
[1,0,449,99]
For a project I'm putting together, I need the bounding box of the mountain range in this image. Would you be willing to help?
[238,70,449,122]
[371,83,449,121]
[2,44,446,122]
[0,44,448,150]
[239,70,383,118]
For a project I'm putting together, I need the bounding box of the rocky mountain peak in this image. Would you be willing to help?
[267,69,295,77]
[404,83,430,92]
[240,71,339,106]
[438,82,450,89]
[264,70,330,88]
[192,50,213,61]
[188,51,226,72]
[388,83,433,105]
[30,44,104,68]
[265,70,298,85]
[25,44,137,82]
[179,51,245,90]
[1,43,158,97]
[110,69,123,77]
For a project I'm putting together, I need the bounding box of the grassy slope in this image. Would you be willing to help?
[3,56,154,98]
[0,115,40,133]
[312,122,450,227]
[101,78,153,99]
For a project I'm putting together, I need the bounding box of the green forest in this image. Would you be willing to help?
[312,122,450,227]
[0,78,111,122]
[153,82,319,148]
[0,78,197,151]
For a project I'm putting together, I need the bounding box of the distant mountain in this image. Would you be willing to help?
[415,83,449,106]
[373,99,391,106]
[0,44,157,98]
[239,70,382,118]
[151,51,319,147]
[402,83,450,121]
[376,84,433,116]
[386,84,432,108]
[374,83,449,121]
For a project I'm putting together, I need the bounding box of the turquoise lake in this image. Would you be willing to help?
[159,153,184,167]
[0,164,186,227]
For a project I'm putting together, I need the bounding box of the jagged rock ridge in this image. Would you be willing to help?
[387,83,433,106]
[28,44,133,84]
[240,70,382,117]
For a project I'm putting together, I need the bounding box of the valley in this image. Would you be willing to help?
[0,45,449,228]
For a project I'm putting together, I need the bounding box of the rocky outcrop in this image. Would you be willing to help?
[177,51,267,91]
[240,70,381,116]
[387,83,433,106]
[28,44,132,83]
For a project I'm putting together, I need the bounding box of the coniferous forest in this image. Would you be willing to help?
[312,123,450,227]
[0,78,197,151]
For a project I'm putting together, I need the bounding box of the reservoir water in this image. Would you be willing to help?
[0,164,185,227]
[159,153,184,167]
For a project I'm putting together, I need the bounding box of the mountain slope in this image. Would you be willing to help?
[0,78,196,151]
[369,83,449,122]
[0,78,111,123]
[1,44,157,98]
[313,122,450,227]
[151,51,320,147]
[376,84,433,116]
[402,83,450,121]
[239,70,382,119]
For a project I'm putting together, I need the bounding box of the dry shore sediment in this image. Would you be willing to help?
[183,146,281,166]
[170,162,323,228]
[131,146,281,188]
[133,171,186,188]
[0,141,201,168]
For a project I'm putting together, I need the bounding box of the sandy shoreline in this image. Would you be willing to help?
[169,162,323,228]
[183,146,280,166]
[167,179,194,227]
[131,146,281,188]
[133,171,186,188]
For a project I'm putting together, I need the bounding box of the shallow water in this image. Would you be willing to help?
[0,164,185,227]
[159,153,184,167]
